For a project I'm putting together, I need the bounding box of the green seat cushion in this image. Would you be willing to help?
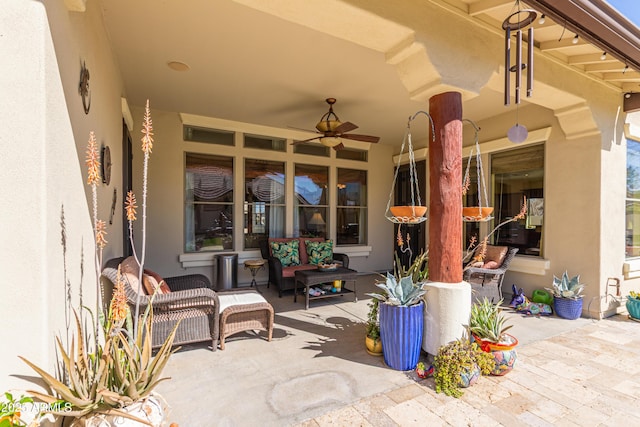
[270,240,300,267]
[305,240,333,265]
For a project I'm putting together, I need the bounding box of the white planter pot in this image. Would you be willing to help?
[68,393,168,427]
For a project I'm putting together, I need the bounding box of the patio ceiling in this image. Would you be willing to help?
[98,0,639,148]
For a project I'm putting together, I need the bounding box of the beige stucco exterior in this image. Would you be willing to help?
[3,0,640,394]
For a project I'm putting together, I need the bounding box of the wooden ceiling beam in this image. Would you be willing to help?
[568,53,618,65]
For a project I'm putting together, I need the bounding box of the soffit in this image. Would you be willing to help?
[449,0,640,93]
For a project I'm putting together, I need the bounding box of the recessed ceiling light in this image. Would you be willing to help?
[167,61,190,72]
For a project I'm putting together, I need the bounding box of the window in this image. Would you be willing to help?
[183,126,234,146]
[336,147,368,162]
[295,164,328,238]
[185,153,233,252]
[492,144,544,256]
[244,159,286,249]
[293,142,330,157]
[244,134,286,151]
[337,168,367,245]
[626,138,640,258]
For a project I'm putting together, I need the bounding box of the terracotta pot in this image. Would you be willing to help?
[365,335,383,356]
[389,206,427,219]
[462,207,494,220]
[459,363,481,388]
[473,333,518,376]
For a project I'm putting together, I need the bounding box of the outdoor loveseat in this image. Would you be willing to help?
[259,237,349,297]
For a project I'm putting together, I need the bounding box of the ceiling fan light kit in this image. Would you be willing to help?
[291,98,380,150]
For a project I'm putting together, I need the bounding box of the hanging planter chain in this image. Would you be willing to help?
[462,119,493,222]
[385,111,435,224]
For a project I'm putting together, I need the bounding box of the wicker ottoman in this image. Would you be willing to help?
[218,289,274,350]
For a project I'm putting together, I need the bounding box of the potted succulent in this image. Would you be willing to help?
[433,333,495,398]
[469,297,518,375]
[627,291,640,321]
[365,298,382,356]
[546,271,585,320]
[368,268,427,371]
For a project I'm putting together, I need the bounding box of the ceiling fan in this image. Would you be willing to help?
[292,98,380,150]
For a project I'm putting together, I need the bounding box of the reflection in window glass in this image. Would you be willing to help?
[626,139,640,257]
[185,153,234,252]
[244,159,286,249]
[295,164,328,238]
[492,145,544,257]
[337,168,367,245]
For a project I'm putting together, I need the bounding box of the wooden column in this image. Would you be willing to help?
[428,92,463,283]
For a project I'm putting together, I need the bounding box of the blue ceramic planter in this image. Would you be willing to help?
[379,301,424,371]
[627,297,640,320]
[554,297,583,320]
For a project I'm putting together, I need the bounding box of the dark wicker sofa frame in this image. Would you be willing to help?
[258,239,349,297]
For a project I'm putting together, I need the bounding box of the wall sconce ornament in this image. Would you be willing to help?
[79,61,91,114]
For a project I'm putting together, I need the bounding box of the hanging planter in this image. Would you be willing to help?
[385,112,435,225]
[462,120,494,222]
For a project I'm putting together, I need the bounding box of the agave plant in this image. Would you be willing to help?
[469,298,513,344]
[368,272,427,307]
[393,251,428,284]
[546,271,585,300]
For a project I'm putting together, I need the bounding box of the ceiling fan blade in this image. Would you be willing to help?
[333,142,345,151]
[340,133,380,143]
[333,121,358,134]
[291,136,321,145]
[287,125,319,133]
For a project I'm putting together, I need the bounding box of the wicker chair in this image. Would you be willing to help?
[102,257,221,351]
[464,247,519,303]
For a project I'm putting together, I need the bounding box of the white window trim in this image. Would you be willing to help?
[509,256,550,275]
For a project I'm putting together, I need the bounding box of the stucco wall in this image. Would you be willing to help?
[0,0,124,391]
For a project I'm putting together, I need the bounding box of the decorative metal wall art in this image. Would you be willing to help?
[79,61,91,114]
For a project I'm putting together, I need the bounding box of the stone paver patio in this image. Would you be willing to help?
[156,274,640,426]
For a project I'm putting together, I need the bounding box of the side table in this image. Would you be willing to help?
[244,259,266,291]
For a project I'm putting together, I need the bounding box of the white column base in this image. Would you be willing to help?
[423,281,471,356]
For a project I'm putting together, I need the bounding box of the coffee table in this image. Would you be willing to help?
[294,267,358,310]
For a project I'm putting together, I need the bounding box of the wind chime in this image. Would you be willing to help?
[384,111,434,225]
[462,120,493,222]
[503,1,537,143]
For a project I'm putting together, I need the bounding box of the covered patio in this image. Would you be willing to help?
[4,0,640,424]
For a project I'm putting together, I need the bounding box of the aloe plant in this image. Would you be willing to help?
[469,298,513,344]
[368,272,426,307]
[547,271,585,300]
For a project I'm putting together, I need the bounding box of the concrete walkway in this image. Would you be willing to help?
[156,274,640,426]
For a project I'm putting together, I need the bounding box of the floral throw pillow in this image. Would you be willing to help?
[305,240,333,265]
[270,240,300,267]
